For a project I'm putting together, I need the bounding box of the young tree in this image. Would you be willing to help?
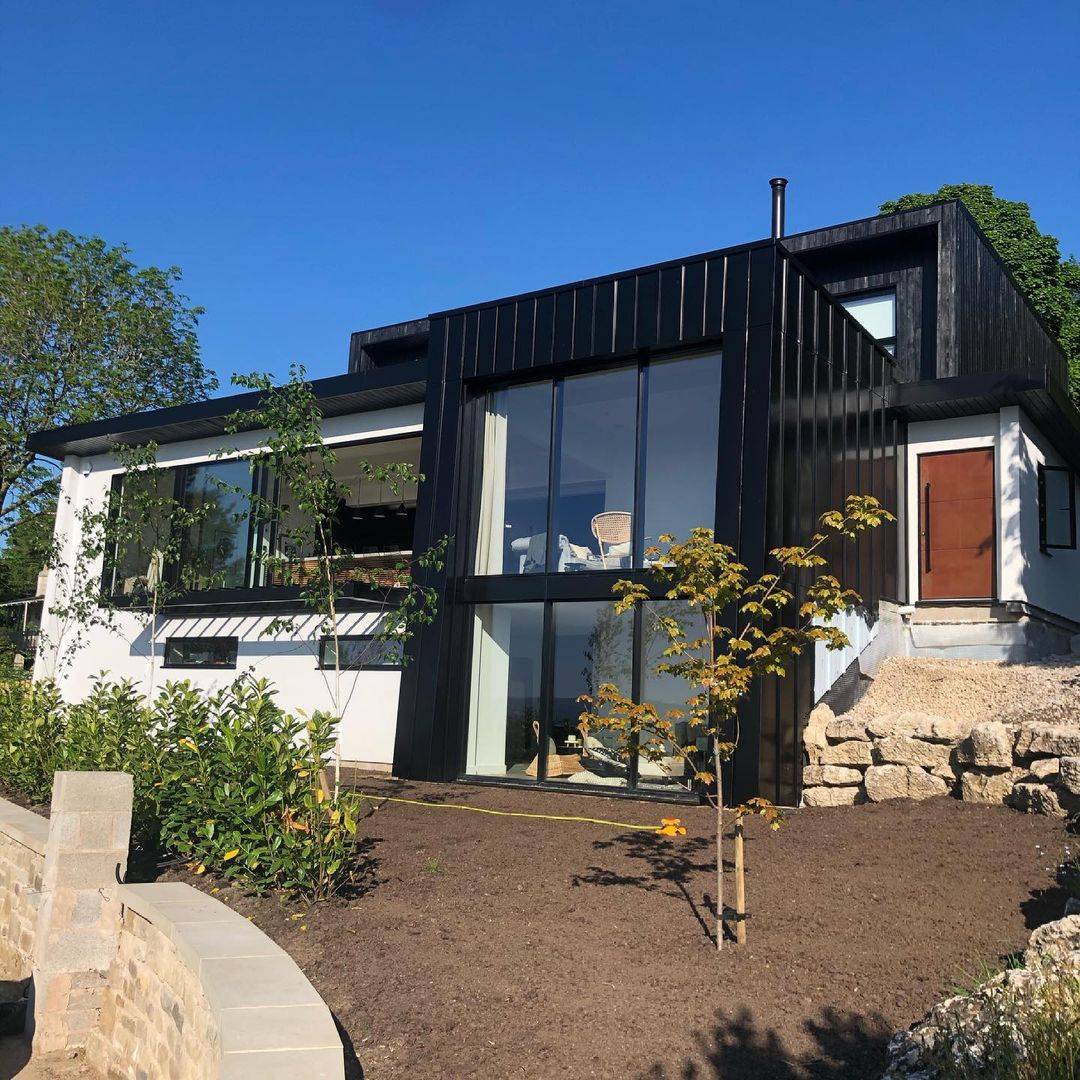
[0,224,215,539]
[578,495,893,951]
[220,365,446,794]
[881,184,1080,400]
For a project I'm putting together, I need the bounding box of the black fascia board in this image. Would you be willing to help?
[27,360,428,460]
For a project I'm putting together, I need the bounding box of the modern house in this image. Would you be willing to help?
[28,183,1080,806]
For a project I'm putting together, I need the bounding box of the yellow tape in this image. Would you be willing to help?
[353,792,660,831]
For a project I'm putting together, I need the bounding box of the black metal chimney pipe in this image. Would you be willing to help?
[770,177,788,239]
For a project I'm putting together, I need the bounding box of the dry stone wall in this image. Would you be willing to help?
[803,705,1080,816]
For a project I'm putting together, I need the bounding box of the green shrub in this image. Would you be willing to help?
[153,676,362,900]
[0,679,65,803]
[0,674,363,900]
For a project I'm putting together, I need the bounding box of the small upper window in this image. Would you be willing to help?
[841,290,896,355]
[318,636,403,670]
[164,637,238,668]
[1038,465,1076,551]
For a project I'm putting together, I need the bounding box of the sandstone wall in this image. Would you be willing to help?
[803,706,1080,815]
[89,882,344,1080]
[0,800,48,981]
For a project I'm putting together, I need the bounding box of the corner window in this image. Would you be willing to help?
[318,635,403,670]
[1038,465,1075,551]
[163,637,238,668]
[840,290,896,355]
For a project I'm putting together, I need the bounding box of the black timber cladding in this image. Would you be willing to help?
[395,238,900,805]
[785,200,1068,395]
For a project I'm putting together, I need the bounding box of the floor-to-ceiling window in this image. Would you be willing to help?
[464,350,722,793]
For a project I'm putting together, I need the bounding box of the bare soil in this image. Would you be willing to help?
[846,655,1080,727]
[158,780,1069,1080]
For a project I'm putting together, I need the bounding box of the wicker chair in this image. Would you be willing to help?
[590,511,632,568]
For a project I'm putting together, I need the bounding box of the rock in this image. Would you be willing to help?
[824,718,868,742]
[1060,756,1080,795]
[1028,757,1060,780]
[956,722,1014,768]
[960,771,1015,804]
[803,703,833,764]
[875,735,954,773]
[1007,782,1068,818]
[1024,914,1080,967]
[802,785,863,807]
[1015,722,1080,759]
[864,764,948,803]
[803,764,863,786]
[819,740,873,767]
[866,712,970,744]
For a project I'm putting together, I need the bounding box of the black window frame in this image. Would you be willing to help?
[163,636,239,669]
[317,634,404,671]
[1038,463,1076,552]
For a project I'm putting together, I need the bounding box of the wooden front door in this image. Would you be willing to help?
[918,448,995,600]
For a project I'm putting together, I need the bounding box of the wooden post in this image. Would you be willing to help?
[734,819,746,946]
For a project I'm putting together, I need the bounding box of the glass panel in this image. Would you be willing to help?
[554,368,637,572]
[164,637,237,668]
[111,469,176,597]
[1044,467,1074,547]
[640,352,722,562]
[319,636,403,669]
[636,600,709,792]
[548,601,633,786]
[179,460,253,590]
[841,291,896,342]
[466,603,544,778]
[475,383,552,575]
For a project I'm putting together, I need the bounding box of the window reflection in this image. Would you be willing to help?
[180,460,253,590]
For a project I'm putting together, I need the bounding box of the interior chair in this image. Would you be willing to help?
[590,511,632,568]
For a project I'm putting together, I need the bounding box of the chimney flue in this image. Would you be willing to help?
[770,177,788,239]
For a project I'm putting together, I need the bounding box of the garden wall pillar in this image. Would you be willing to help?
[28,771,133,1054]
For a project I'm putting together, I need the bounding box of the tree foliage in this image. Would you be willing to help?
[0,224,217,535]
[880,184,1080,399]
[578,495,893,950]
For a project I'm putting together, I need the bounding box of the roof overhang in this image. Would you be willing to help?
[891,372,1080,472]
[26,361,428,460]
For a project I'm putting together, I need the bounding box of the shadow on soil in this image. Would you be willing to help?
[644,1006,892,1080]
[571,831,741,943]
[1021,883,1070,930]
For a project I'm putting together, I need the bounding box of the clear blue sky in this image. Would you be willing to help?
[3,0,1078,392]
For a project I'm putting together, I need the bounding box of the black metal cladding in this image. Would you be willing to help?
[395,238,901,806]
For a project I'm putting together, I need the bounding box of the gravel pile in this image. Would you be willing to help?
[847,656,1080,727]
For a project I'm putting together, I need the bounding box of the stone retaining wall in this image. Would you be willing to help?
[804,705,1080,815]
[89,882,344,1080]
[0,801,48,981]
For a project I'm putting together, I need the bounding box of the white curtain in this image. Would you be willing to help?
[474,400,508,574]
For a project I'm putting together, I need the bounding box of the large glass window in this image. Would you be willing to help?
[109,470,176,598]
[553,369,638,572]
[474,352,722,576]
[636,600,709,791]
[178,460,254,590]
[640,352,722,563]
[466,603,544,778]
[475,383,552,574]
[548,601,633,785]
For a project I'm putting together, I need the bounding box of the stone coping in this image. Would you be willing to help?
[0,795,50,856]
[117,882,344,1079]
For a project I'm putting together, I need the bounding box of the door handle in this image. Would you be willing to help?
[923,482,932,573]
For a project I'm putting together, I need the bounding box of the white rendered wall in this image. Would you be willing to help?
[902,408,1080,623]
[36,403,424,768]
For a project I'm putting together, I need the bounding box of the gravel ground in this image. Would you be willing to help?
[846,656,1080,726]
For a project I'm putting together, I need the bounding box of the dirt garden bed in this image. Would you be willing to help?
[152,779,1070,1080]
